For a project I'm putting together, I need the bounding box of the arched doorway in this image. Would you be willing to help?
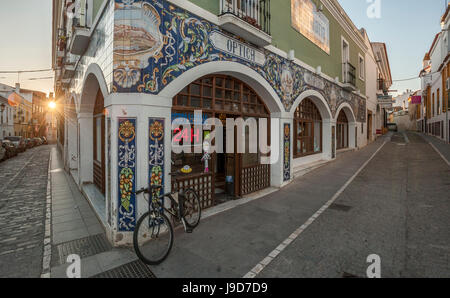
[293,98,323,158]
[336,110,349,150]
[93,89,106,195]
[171,74,271,208]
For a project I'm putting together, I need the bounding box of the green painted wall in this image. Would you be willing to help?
[188,0,366,95]
[270,0,365,94]
[189,0,220,15]
[93,0,104,21]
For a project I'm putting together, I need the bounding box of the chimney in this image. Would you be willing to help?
[15,83,20,93]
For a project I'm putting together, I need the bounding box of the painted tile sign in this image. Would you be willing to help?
[209,31,266,66]
[284,123,291,182]
[118,118,137,231]
[112,0,365,121]
[149,118,165,207]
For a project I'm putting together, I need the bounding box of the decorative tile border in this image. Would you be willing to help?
[118,118,137,231]
[107,117,112,226]
[112,0,366,121]
[284,123,291,182]
[148,118,165,208]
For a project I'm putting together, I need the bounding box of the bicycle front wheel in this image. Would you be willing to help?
[133,211,173,265]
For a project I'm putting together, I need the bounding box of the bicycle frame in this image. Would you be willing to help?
[148,190,185,222]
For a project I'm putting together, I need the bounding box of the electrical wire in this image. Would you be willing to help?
[27,77,54,81]
[0,69,53,74]
[392,70,441,82]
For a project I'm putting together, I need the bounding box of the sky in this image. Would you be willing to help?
[338,0,446,96]
[0,0,53,96]
[0,0,447,97]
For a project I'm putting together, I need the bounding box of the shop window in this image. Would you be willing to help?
[294,98,322,158]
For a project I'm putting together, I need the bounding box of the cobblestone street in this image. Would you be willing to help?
[0,145,51,278]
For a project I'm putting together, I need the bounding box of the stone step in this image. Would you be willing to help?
[293,160,330,179]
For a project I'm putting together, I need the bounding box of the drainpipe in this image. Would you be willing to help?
[447,90,449,143]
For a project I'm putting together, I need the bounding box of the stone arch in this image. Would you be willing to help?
[335,102,358,149]
[289,89,334,162]
[289,89,332,120]
[159,61,284,114]
[77,63,108,187]
[335,102,357,123]
[79,63,108,114]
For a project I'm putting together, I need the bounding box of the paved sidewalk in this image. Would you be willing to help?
[418,133,450,164]
[48,147,141,278]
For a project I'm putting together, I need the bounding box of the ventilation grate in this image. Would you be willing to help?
[93,260,156,278]
[52,234,112,267]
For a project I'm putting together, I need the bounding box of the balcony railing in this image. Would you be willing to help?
[220,0,271,35]
[342,62,356,88]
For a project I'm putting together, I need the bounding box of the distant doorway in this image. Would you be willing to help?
[367,111,373,141]
[337,110,349,150]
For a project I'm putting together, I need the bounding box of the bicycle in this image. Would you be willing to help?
[132,172,202,265]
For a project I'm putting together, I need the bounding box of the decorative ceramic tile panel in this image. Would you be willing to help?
[148,118,165,209]
[118,118,137,231]
[112,0,366,121]
[284,123,291,182]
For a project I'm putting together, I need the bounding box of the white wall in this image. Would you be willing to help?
[365,41,379,142]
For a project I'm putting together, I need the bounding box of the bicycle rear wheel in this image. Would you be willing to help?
[133,211,173,265]
[182,188,201,229]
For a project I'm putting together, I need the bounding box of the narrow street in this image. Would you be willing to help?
[147,132,450,278]
[0,133,449,278]
[260,132,450,278]
[0,145,51,278]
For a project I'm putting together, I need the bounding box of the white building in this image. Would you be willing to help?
[419,4,450,142]
[52,0,383,246]
[0,95,14,139]
[363,37,393,140]
[393,90,414,111]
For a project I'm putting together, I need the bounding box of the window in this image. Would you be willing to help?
[294,98,322,158]
[432,93,435,116]
[437,89,441,115]
[359,54,365,80]
[291,0,330,54]
[172,75,270,174]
